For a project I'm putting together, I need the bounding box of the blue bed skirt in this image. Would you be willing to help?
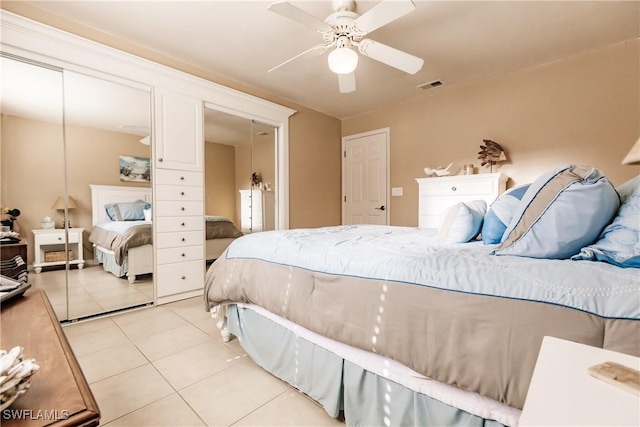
[227,304,508,427]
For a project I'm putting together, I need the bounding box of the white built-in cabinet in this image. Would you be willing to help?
[416,173,508,228]
[154,89,204,172]
[239,189,275,233]
[154,92,205,304]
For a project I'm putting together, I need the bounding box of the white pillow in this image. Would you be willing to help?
[143,205,152,221]
[438,200,487,244]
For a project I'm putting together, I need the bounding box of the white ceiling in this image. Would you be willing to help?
[27,0,640,120]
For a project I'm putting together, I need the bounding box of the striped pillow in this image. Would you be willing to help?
[494,165,619,259]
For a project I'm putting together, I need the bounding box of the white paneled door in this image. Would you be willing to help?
[342,128,389,225]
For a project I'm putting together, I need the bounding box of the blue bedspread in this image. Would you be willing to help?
[226,225,639,320]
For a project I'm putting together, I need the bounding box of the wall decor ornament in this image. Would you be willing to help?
[478,139,507,172]
[423,162,454,177]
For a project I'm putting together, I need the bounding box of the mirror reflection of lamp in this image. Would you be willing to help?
[51,196,78,229]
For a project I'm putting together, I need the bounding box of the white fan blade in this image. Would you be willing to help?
[354,0,416,34]
[268,44,327,73]
[359,39,424,74]
[338,72,356,93]
[268,1,331,31]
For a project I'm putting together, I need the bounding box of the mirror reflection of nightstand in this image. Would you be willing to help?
[32,228,84,273]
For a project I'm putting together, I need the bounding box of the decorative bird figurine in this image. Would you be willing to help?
[424,162,453,177]
[478,140,507,172]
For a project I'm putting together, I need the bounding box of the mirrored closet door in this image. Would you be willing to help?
[1,53,153,321]
[1,55,68,319]
[63,70,153,320]
[203,108,277,252]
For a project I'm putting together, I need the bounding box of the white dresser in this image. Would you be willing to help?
[155,169,205,304]
[239,189,275,233]
[416,173,508,228]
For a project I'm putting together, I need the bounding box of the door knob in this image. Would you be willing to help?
[375,206,386,211]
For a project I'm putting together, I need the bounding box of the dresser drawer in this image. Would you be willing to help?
[155,216,203,232]
[418,196,472,217]
[419,178,497,197]
[156,245,204,265]
[37,232,80,245]
[156,230,204,249]
[156,185,203,201]
[155,200,204,217]
[155,169,203,187]
[156,260,204,295]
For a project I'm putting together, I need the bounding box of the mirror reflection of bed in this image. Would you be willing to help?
[204,107,277,256]
[1,55,155,321]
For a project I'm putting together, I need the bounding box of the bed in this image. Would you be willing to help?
[204,167,640,426]
[89,185,242,284]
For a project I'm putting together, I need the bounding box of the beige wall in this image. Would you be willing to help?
[2,2,343,230]
[342,40,640,227]
[289,109,343,228]
[1,114,150,263]
[204,142,236,222]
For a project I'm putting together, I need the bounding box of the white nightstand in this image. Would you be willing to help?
[520,336,640,426]
[32,228,85,273]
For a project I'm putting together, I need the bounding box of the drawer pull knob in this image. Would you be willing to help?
[181,238,186,242]
[181,222,185,226]
[451,186,457,191]
[159,158,164,162]
[57,237,62,241]
[180,192,185,196]
[180,176,184,180]
[181,207,185,211]
[181,275,186,280]
[181,253,185,257]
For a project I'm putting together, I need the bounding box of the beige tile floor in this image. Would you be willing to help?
[29,265,153,321]
[62,296,345,426]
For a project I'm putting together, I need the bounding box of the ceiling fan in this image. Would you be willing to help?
[268,0,424,94]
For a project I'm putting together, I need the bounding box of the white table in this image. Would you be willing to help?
[520,336,640,426]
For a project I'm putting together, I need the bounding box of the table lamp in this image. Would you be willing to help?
[622,137,640,165]
[51,196,78,228]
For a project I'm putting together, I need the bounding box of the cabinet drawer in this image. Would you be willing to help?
[156,245,204,265]
[155,169,203,187]
[156,230,204,249]
[156,260,204,295]
[419,178,496,197]
[155,216,203,232]
[156,185,203,201]
[37,232,79,245]
[155,200,203,217]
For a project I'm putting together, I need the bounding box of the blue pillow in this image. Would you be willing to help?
[438,200,487,244]
[105,200,146,221]
[494,165,620,259]
[571,175,639,267]
[481,184,530,244]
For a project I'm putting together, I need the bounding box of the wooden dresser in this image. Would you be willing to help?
[0,289,100,426]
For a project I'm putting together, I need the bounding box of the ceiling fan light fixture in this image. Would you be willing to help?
[328,47,358,74]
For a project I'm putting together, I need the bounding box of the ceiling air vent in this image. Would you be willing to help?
[417,80,443,90]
